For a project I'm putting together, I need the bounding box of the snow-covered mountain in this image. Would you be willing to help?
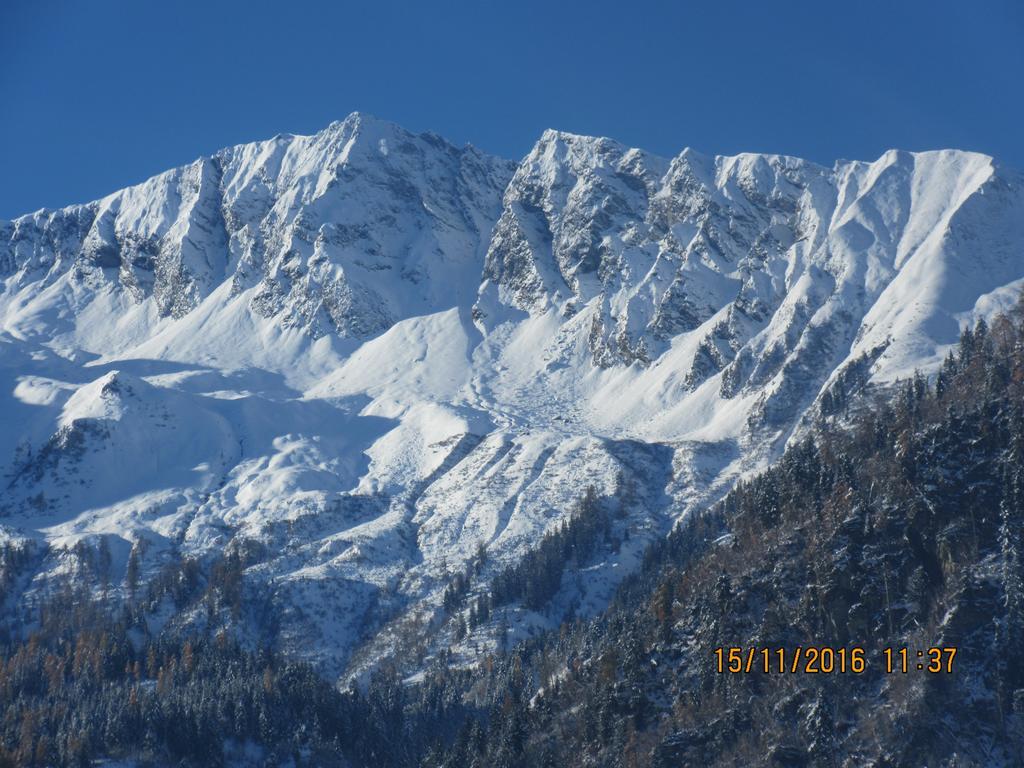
[2,112,1022,678]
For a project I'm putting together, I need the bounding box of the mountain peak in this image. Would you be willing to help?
[531,127,648,161]
[321,110,411,140]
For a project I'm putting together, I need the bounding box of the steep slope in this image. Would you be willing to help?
[475,135,1024,448]
[425,302,1024,768]
[0,115,1022,678]
[0,112,514,370]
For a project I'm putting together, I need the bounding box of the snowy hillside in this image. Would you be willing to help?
[1,113,1022,677]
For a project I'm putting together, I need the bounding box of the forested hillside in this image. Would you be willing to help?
[423,294,1024,767]
[1,294,1022,766]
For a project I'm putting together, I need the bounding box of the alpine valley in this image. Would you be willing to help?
[1,113,1024,765]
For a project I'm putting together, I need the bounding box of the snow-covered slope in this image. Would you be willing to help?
[1,113,1022,678]
[0,113,513,370]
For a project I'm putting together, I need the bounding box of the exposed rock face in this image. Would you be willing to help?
[480,136,1023,403]
[2,113,514,337]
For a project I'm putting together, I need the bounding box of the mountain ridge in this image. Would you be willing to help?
[1,113,1022,679]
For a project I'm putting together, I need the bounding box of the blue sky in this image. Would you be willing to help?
[2,0,1022,219]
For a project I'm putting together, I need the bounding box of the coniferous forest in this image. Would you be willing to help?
[1,295,1023,766]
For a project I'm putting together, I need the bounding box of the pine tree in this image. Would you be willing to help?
[125,547,140,601]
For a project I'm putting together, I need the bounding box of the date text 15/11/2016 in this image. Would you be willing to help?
[713,647,957,674]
